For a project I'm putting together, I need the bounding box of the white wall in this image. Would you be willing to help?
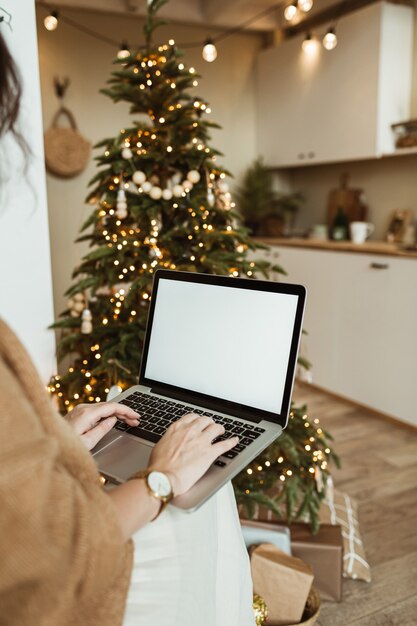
[0,0,56,382]
[35,7,263,316]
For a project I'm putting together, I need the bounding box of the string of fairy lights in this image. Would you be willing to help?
[41,0,342,61]
[44,34,261,410]
[243,411,330,489]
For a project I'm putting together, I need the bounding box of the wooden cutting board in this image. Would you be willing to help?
[327,173,367,227]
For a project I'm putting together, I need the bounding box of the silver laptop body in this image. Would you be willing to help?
[92,270,306,512]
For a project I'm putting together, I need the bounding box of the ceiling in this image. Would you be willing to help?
[37,0,339,32]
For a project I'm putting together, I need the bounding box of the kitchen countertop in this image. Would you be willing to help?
[255,237,417,259]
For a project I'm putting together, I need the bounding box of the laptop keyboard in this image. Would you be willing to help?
[115,391,265,466]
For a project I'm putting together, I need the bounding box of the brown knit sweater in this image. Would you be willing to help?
[0,320,133,626]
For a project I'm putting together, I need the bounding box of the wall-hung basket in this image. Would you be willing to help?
[44,106,91,178]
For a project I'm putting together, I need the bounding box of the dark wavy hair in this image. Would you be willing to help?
[0,28,28,156]
[0,28,33,199]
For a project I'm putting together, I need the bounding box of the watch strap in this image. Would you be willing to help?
[128,469,173,521]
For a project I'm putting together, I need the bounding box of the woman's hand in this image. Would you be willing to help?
[148,413,239,496]
[66,402,140,450]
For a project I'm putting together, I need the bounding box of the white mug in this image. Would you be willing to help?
[349,221,374,244]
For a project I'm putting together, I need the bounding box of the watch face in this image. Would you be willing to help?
[148,471,172,497]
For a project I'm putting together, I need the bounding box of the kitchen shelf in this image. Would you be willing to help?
[255,237,417,260]
[266,146,417,171]
[380,146,417,158]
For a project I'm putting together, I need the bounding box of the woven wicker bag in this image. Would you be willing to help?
[44,106,91,178]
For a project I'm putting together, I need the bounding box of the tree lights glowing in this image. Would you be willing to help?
[48,0,282,413]
[47,0,338,529]
[234,405,340,532]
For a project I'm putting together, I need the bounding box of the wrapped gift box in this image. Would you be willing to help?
[291,522,343,602]
[241,519,291,555]
[251,543,314,626]
[239,483,370,587]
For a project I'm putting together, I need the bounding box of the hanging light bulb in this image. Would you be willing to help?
[298,0,313,13]
[323,27,338,50]
[202,39,217,63]
[284,2,298,21]
[302,32,318,54]
[44,10,59,31]
[117,42,130,60]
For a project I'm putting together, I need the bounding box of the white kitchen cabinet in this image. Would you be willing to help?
[256,2,414,168]
[261,245,417,427]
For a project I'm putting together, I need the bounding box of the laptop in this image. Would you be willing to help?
[92,269,306,511]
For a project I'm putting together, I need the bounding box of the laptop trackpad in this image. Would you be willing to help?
[96,436,152,482]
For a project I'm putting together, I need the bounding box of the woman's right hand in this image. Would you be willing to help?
[147,413,239,496]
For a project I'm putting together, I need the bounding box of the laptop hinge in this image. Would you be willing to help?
[150,385,263,423]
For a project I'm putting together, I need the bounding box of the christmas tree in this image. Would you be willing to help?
[49,0,282,410]
[49,0,338,530]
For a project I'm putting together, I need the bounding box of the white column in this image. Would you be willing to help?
[0,0,56,382]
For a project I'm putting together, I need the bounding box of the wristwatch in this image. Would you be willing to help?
[129,469,174,521]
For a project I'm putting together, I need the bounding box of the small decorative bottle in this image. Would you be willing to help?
[331,206,349,241]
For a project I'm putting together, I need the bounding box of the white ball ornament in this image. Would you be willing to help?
[218,181,229,193]
[162,188,173,201]
[117,189,126,202]
[121,147,133,159]
[68,293,86,317]
[150,186,162,200]
[182,180,193,192]
[72,301,85,314]
[132,170,146,185]
[173,184,184,198]
[187,170,200,184]
[142,181,152,193]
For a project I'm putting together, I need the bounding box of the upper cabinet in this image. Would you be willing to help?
[256,2,414,168]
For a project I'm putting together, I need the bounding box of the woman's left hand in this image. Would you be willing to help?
[66,402,140,450]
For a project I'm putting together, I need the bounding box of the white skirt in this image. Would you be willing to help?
[123,481,255,626]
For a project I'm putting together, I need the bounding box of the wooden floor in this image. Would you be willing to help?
[292,384,417,626]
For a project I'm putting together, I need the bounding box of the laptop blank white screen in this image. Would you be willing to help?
[144,278,299,414]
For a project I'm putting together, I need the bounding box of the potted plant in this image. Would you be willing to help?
[236,158,303,236]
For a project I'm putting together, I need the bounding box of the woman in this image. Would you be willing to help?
[0,25,254,626]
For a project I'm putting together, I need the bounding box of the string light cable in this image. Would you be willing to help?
[40,4,123,47]
[39,0,357,60]
[0,6,12,30]
[38,1,290,60]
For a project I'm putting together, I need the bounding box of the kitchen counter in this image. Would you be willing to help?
[260,243,417,426]
[255,237,417,259]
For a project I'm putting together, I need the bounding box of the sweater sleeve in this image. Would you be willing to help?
[0,356,133,626]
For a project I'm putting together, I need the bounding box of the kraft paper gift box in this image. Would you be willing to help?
[250,543,314,626]
[240,519,291,555]
[290,522,343,602]
[239,491,344,602]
